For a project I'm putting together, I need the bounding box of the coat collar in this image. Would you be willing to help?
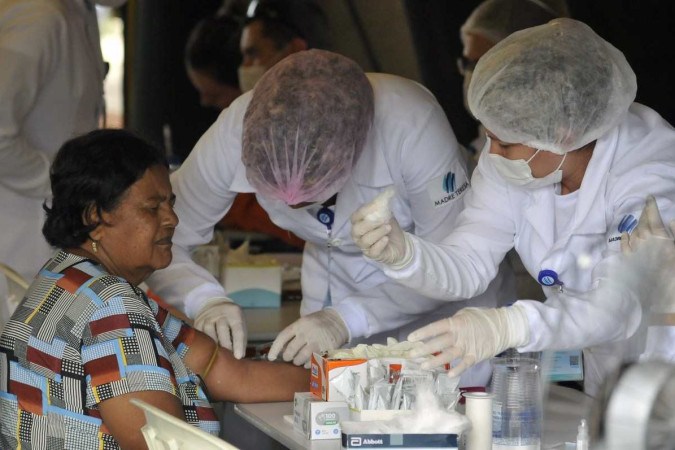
[229,163,255,193]
[331,133,394,234]
[523,123,620,246]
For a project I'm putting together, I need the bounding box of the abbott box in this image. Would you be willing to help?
[293,392,350,440]
[222,263,282,308]
[341,433,459,449]
[310,353,368,402]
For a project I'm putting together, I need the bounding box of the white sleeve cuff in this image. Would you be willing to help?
[331,302,368,342]
[184,283,228,318]
[381,234,423,279]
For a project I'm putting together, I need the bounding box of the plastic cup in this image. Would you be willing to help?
[489,356,542,450]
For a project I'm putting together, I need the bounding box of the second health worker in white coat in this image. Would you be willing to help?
[352,19,675,396]
[147,50,513,381]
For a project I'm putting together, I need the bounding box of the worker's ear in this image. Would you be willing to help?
[289,37,308,53]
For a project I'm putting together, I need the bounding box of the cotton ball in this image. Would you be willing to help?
[363,187,396,224]
[577,253,593,270]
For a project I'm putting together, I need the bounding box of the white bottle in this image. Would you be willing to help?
[576,419,589,450]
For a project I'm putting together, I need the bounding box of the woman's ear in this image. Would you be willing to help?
[83,204,104,241]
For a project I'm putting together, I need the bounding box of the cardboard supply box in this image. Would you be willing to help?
[222,263,282,308]
[310,353,368,402]
[293,392,350,440]
[341,433,459,449]
[310,353,427,421]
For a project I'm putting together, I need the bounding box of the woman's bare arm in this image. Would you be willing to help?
[186,329,309,403]
[98,390,186,449]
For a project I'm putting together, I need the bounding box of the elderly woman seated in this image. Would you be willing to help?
[0,129,308,449]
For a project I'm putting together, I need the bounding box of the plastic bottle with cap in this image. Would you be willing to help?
[576,419,589,450]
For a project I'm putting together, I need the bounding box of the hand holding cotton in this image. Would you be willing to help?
[351,190,414,268]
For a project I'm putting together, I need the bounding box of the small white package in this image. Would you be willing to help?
[293,392,350,440]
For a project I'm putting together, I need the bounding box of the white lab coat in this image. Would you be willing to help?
[0,0,104,286]
[147,74,514,386]
[385,103,675,396]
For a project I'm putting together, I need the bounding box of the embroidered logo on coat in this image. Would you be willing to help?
[427,170,469,208]
[442,172,456,193]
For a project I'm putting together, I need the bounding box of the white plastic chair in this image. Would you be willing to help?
[0,262,29,329]
[131,399,239,450]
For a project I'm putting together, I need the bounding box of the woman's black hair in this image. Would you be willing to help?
[185,15,243,87]
[43,129,167,249]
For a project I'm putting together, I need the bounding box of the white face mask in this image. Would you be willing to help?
[238,65,267,93]
[489,149,567,188]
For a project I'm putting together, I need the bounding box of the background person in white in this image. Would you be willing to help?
[147,50,514,384]
[0,0,107,321]
[351,19,675,396]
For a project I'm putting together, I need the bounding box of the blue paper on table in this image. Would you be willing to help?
[229,288,281,308]
[223,265,282,308]
[548,350,584,382]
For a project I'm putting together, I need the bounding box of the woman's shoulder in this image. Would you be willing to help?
[44,250,142,304]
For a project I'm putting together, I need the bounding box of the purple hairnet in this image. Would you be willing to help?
[242,49,374,205]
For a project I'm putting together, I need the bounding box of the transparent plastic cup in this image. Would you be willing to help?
[489,356,542,450]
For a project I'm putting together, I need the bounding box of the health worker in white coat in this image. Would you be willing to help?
[0,0,108,322]
[351,18,675,397]
[146,50,514,384]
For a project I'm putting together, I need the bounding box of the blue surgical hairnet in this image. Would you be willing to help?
[468,18,637,154]
[242,49,374,205]
[461,0,569,45]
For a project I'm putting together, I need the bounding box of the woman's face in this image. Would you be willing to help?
[486,130,565,178]
[92,165,178,285]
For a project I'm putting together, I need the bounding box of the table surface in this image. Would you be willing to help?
[235,385,593,450]
[244,301,301,342]
[234,402,338,450]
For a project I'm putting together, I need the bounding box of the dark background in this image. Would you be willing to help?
[123,0,675,157]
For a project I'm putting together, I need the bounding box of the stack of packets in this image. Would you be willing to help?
[340,385,470,449]
[310,339,462,421]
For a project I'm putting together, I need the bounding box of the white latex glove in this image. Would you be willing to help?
[194,297,247,359]
[407,305,530,377]
[268,308,350,367]
[350,206,413,268]
[621,196,674,254]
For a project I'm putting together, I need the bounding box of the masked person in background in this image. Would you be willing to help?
[186,15,243,111]
[185,13,305,249]
[238,0,331,92]
[147,49,515,388]
[457,0,570,303]
[0,0,109,324]
[457,0,569,169]
[0,130,307,449]
[351,19,675,397]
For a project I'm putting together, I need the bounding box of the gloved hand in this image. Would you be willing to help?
[194,297,247,359]
[351,207,413,268]
[268,308,350,367]
[621,196,674,254]
[407,305,530,377]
